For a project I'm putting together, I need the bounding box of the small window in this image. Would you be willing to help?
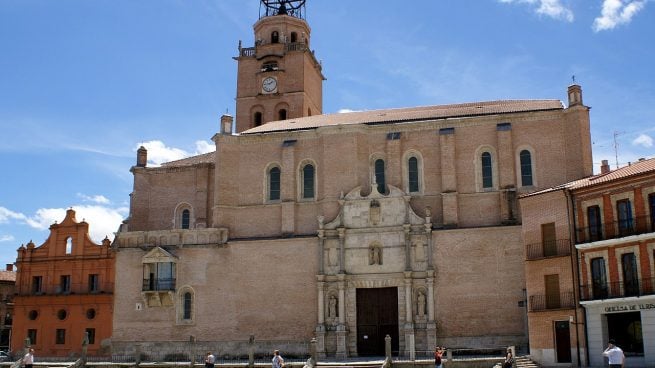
[27,329,37,345]
[617,199,634,236]
[375,159,386,194]
[181,209,190,229]
[32,276,42,294]
[254,112,263,127]
[271,31,279,44]
[308,108,312,116]
[28,310,38,320]
[88,274,99,293]
[278,109,287,120]
[408,157,419,193]
[85,328,96,345]
[290,32,298,43]
[86,308,96,320]
[269,167,281,201]
[65,237,72,254]
[481,152,493,189]
[519,150,533,186]
[57,309,67,320]
[56,329,66,344]
[302,164,315,199]
[60,275,71,294]
[183,292,193,320]
[587,206,602,242]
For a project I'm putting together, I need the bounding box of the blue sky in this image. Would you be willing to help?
[1,0,654,268]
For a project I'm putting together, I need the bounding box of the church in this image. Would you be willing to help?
[111,0,593,358]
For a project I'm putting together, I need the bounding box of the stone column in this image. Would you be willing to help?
[426,270,437,351]
[317,230,325,274]
[248,335,255,368]
[315,276,326,358]
[403,224,412,271]
[338,227,346,274]
[425,223,433,269]
[336,274,347,358]
[404,272,415,357]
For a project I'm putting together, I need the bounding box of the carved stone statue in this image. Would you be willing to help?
[369,245,382,265]
[328,295,337,319]
[417,291,426,317]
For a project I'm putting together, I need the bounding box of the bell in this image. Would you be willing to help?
[277,2,288,15]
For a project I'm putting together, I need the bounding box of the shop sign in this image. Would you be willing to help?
[604,303,655,313]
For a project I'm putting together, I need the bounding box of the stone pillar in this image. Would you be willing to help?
[426,270,437,351]
[404,273,413,323]
[425,223,433,269]
[308,338,317,367]
[336,274,347,359]
[317,277,325,324]
[135,343,142,366]
[337,276,346,325]
[338,227,346,274]
[385,334,392,359]
[317,230,325,274]
[82,331,89,363]
[248,335,255,368]
[403,224,412,271]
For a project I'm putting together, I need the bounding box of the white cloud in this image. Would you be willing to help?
[0,207,27,223]
[0,205,128,243]
[195,140,215,154]
[136,140,215,166]
[338,109,359,114]
[0,235,15,242]
[633,133,654,147]
[593,0,647,31]
[77,193,111,204]
[499,0,574,21]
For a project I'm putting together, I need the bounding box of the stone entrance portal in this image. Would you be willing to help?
[356,287,399,356]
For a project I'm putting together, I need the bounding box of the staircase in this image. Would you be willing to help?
[515,356,541,368]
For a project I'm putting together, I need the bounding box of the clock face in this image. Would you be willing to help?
[262,77,277,93]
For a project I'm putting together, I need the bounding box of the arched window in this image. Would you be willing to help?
[262,61,278,71]
[181,209,190,229]
[183,292,192,320]
[254,112,263,127]
[271,31,279,44]
[65,237,72,254]
[408,157,419,193]
[481,152,493,189]
[278,109,287,120]
[290,32,298,43]
[520,150,533,186]
[375,159,386,194]
[302,164,315,199]
[269,167,281,201]
[307,108,312,116]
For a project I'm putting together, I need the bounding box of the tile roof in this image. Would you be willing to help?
[0,270,16,282]
[242,99,564,134]
[522,157,655,198]
[160,151,215,168]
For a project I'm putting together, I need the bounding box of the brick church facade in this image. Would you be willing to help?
[111,1,593,358]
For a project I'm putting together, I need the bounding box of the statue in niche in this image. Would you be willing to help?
[328,295,337,319]
[414,239,425,262]
[369,200,381,225]
[417,291,426,317]
[369,245,382,265]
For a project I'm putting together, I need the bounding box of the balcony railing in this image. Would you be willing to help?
[529,291,575,311]
[142,278,176,292]
[526,239,572,260]
[240,47,255,57]
[575,215,655,244]
[18,281,114,296]
[286,42,308,52]
[579,277,655,301]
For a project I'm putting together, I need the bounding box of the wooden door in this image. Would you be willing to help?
[356,287,399,356]
[555,321,572,363]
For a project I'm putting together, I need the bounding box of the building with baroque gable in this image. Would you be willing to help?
[12,209,114,357]
[521,158,655,368]
[112,1,593,358]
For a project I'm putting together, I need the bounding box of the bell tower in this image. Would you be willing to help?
[234,0,325,133]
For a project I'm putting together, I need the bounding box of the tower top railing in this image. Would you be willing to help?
[260,0,307,20]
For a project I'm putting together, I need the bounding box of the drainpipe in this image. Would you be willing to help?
[565,189,583,367]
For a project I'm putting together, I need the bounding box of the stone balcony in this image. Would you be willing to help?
[114,228,229,249]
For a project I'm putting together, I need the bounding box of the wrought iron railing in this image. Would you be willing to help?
[529,291,575,311]
[240,47,255,57]
[17,281,114,296]
[286,42,308,52]
[575,215,655,244]
[526,239,571,260]
[579,277,655,301]
[142,278,176,291]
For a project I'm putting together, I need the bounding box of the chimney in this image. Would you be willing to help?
[6,264,13,272]
[220,114,234,135]
[567,84,583,107]
[639,158,646,162]
[600,160,610,174]
[136,146,147,167]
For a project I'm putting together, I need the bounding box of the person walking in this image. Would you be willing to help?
[272,350,285,368]
[434,346,444,368]
[22,348,34,368]
[205,351,215,368]
[603,339,625,368]
[503,347,514,368]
